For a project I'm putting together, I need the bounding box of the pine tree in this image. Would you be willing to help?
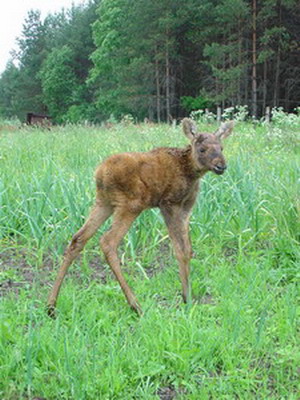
[16,10,49,117]
[40,46,77,121]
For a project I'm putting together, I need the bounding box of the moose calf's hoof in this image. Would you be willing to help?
[131,302,143,316]
[47,304,56,319]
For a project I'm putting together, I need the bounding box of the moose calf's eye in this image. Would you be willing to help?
[199,148,206,153]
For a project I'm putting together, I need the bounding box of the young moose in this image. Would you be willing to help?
[47,119,234,316]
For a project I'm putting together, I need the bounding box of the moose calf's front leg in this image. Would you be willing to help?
[161,206,192,304]
[173,237,192,304]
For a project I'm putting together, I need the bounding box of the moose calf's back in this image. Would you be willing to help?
[95,146,201,209]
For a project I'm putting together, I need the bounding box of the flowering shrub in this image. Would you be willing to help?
[271,107,300,128]
[222,105,249,121]
[190,109,216,123]
[191,105,249,123]
[121,114,135,125]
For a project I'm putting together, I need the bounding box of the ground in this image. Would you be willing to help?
[0,121,299,399]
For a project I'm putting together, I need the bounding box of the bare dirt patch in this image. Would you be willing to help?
[157,385,177,400]
[157,384,187,400]
[0,248,52,297]
[0,241,173,298]
[0,248,109,297]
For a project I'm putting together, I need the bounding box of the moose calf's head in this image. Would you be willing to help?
[182,118,234,175]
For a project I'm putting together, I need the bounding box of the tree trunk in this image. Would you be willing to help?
[273,48,280,108]
[237,17,242,105]
[262,60,267,112]
[273,0,282,108]
[265,106,270,123]
[217,106,222,123]
[252,0,258,118]
[244,39,249,105]
[155,47,161,123]
[284,79,291,110]
[165,42,171,123]
[222,47,225,109]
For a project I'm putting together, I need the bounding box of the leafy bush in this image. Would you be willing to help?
[0,116,21,127]
[181,96,213,113]
[63,104,96,124]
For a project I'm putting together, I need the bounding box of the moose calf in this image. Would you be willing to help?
[47,118,234,316]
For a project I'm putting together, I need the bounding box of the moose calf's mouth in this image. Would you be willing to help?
[213,165,227,175]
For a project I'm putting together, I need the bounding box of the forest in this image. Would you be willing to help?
[0,0,299,123]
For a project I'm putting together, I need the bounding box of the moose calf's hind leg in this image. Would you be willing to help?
[100,207,142,314]
[47,203,112,317]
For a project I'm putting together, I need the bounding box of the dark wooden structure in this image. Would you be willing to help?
[26,113,52,127]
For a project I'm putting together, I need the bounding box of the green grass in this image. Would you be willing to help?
[0,121,299,399]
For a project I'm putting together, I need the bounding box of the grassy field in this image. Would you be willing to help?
[0,120,299,399]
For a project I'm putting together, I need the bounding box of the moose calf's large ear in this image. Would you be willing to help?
[182,118,198,141]
[215,120,234,140]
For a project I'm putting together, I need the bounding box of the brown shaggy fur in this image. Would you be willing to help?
[47,118,234,316]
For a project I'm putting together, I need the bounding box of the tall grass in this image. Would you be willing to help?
[0,121,299,399]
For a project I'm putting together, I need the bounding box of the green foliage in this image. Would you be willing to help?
[40,46,77,122]
[15,10,49,117]
[90,0,158,120]
[180,95,213,113]
[63,103,97,124]
[0,62,21,118]
[0,2,99,122]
